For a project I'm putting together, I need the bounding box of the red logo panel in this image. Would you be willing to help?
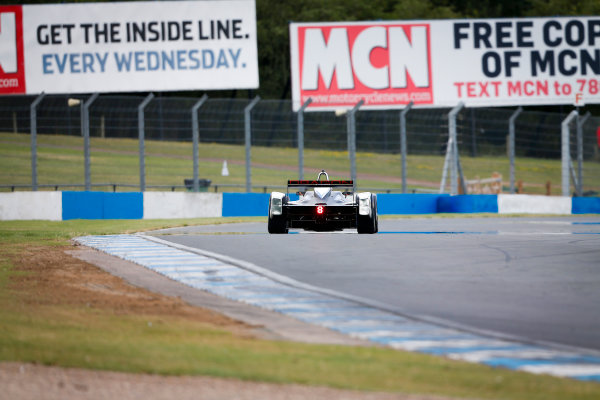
[0,5,26,94]
[297,23,433,109]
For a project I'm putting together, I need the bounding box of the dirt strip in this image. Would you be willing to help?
[68,246,368,345]
[1,245,462,400]
[0,362,462,400]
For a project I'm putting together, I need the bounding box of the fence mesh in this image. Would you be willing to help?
[0,94,598,195]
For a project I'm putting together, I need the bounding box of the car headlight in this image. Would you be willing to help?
[358,195,370,216]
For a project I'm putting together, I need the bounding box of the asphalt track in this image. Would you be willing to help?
[152,217,600,351]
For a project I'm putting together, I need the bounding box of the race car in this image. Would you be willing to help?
[268,170,378,234]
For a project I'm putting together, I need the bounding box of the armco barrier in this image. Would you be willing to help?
[0,192,599,220]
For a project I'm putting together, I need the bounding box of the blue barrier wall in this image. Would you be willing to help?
[222,193,595,217]
[33,191,599,220]
[222,193,446,217]
[377,194,444,214]
[103,192,143,219]
[438,195,499,213]
[222,193,270,217]
[62,192,143,220]
[222,193,301,217]
[221,193,490,216]
[572,197,600,214]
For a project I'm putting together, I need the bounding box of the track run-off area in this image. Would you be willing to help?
[76,216,600,382]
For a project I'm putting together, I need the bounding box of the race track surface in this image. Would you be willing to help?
[151,217,600,351]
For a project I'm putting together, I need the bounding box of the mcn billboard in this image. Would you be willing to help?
[290,18,600,110]
[0,0,258,95]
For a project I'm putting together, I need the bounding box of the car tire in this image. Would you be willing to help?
[357,194,377,234]
[372,194,379,233]
[268,195,288,234]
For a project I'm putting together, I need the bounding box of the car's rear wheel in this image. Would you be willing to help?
[357,194,377,234]
[268,195,288,234]
[373,194,379,233]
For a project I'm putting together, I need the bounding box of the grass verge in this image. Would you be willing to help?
[0,218,599,399]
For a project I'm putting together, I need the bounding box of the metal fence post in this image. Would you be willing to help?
[576,112,591,196]
[440,102,464,195]
[138,93,154,192]
[82,93,99,191]
[191,94,209,192]
[508,106,522,194]
[561,110,578,197]
[297,98,312,180]
[450,103,464,195]
[455,138,467,195]
[245,96,260,192]
[470,108,477,157]
[30,93,45,192]
[347,100,364,187]
[400,101,413,194]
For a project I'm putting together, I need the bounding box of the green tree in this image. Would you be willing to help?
[527,0,600,16]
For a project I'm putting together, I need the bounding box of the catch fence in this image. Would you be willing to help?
[1,94,598,195]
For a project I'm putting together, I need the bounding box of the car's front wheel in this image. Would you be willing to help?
[268,195,288,234]
[372,194,379,233]
[357,193,377,234]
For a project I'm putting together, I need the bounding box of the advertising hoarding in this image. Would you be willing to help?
[290,18,600,110]
[0,0,258,95]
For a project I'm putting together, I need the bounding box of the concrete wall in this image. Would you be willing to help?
[143,192,222,219]
[498,194,572,214]
[0,191,599,220]
[0,192,62,220]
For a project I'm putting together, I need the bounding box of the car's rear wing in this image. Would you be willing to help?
[287,180,354,187]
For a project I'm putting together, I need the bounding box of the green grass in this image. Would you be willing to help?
[4,305,599,399]
[0,218,263,246]
[2,132,599,194]
[0,218,599,399]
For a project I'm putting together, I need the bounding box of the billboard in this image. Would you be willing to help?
[0,0,258,95]
[290,18,600,110]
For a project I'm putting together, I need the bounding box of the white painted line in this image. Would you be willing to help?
[447,349,577,363]
[390,339,508,351]
[353,329,459,339]
[149,264,227,271]
[519,364,600,377]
